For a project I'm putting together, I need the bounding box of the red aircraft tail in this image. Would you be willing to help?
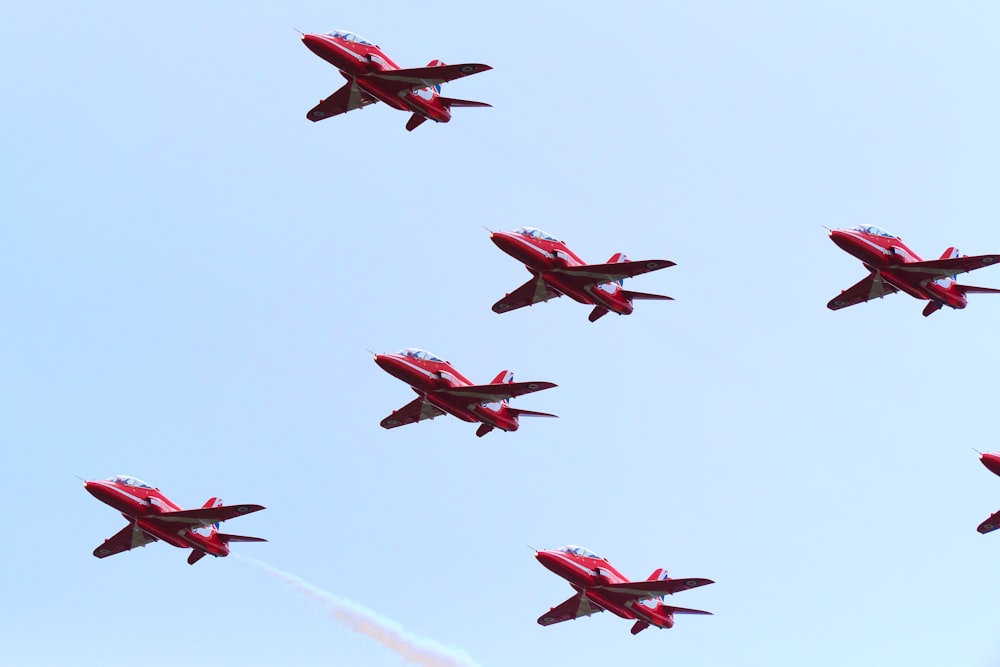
[490,370,514,384]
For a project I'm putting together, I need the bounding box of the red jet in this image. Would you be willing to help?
[535,545,714,635]
[976,453,1000,534]
[827,225,1000,316]
[489,227,675,322]
[84,475,266,565]
[300,30,491,131]
[374,348,557,437]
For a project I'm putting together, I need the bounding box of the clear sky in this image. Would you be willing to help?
[4,2,1000,665]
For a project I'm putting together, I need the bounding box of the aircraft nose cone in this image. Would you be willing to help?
[828,229,856,253]
[534,549,560,571]
[300,33,328,56]
[490,231,517,253]
[981,453,1000,477]
[83,480,108,501]
[373,354,394,372]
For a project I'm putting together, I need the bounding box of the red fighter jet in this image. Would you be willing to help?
[535,545,714,635]
[827,225,1000,316]
[300,29,491,131]
[374,348,557,437]
[84,475,266,565]
[489,227,675,322]
[976,453,1000,534]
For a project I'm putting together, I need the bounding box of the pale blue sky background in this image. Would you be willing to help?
[4,2,1000,665]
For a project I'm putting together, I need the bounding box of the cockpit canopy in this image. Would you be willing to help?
[327,30,373,46]
[514,227,559,242]
[558,545,604,560]
[108,475,152,489]
[397,348,443,362]
[852,225,898,239]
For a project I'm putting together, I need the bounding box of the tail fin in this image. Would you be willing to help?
[607,252,629,264]
[475,423,494,438]
[622,290,674,302]
[940,247,962,260]
[647,568,669,581]
[187,549,207,565]
[201,497,222,533]
[490,370,514,384]
[405,113,428,132]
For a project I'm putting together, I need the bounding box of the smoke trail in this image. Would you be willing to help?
[239,556,483,667]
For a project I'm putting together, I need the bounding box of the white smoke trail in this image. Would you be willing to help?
[239,556,483,667]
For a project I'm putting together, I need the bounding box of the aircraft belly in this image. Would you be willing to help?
[541,274,592,305]
[135,518,189,549]
[879,271,933,300]
[583,591,633,620]
[423,392,479,423]
[355,79,410,110]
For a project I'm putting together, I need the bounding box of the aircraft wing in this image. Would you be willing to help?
[307,81,378,122]
[597,577,715,602]
[370,63,492,94]
[152,504,265,527]
[537,593,605,626]
[553,259,675,284]
[827,272,900,310]
[894,254,1000,278]
[438,381,557,403]
[93,522,158,559]
[492,277,562,314]
[977,511,1000,534]
[380,397,447,429]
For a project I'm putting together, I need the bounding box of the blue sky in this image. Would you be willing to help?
[4,2,1000,665]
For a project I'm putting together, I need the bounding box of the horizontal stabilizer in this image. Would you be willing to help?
[959,284,1000,295]
[437,96,492,108]
[622,290,674,301]
[660,605,713,616]
[509,407,558,419]
[217,533,268,544]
